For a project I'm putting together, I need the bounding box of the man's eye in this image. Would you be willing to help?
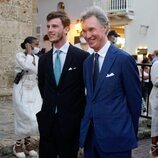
[89,28,94,32]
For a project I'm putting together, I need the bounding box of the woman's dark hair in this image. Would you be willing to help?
[141,57,149,69]
[43,34,49,41]
[21,36,37,49]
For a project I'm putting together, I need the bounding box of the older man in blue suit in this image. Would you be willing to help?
[79,6,142,158]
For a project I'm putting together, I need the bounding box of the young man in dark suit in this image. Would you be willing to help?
[37,11,89,158]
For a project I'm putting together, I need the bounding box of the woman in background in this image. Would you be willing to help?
[149,59,158,158]
[12,36,42,158]
[37,34,52,57]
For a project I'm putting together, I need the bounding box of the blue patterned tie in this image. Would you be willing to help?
[93,53,99,89]
[54,50,61,85]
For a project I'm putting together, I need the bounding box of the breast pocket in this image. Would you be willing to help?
[67,68,81,81]
[100,73,121,95]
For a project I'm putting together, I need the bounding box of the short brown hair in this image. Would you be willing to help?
[46,11,71,28]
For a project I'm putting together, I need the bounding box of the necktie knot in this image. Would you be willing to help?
[95,53,99,60]
[55,49,61,56]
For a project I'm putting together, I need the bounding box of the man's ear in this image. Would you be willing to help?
[101,24,107,34]
[104,25,109,35]
[65,26,70,33]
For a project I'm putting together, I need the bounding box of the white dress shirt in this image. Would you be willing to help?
[53,41,70,71]
[94,41,111,72]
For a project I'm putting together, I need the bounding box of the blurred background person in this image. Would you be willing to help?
[57,1,65,12]
[148,53,155,64]
[140,57,152,102]
[12,36,42,158]
[42,34,52,52]
[38,34,52,57]
[131,55,138,62]
[149,59,158,157]
[74,32,93,54]
[107,30,120,44]
[140,57,152,115]
[152,50,158,64]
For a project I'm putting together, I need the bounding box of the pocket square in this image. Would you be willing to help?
[106,73,114,78]
[68,67,76,71]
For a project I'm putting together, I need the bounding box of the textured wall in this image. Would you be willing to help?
[0,0,37,97]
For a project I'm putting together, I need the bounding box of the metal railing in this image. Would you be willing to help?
[137,63,152,119]
[107,0,133,12]
[93,0,134,13]
[93,0,107,11]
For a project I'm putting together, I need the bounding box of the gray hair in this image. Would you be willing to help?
[81,6,109,27]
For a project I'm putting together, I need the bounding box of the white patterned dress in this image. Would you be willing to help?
[12,52,42,139]
[149,60,158,137]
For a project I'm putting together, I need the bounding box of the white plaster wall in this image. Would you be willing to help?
[125,0,158,54]
[0,0,37,95]
[38,0,158,54]
[37,0,93,43]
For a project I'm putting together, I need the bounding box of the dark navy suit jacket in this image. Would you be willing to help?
[37,44,89,157]
[80,44,142,152]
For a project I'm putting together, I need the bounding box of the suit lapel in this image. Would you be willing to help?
[47,49,57,87]
[58,45,73,86]
[86,54,94,95]
[93,45,117,97]
[47,46,73,87]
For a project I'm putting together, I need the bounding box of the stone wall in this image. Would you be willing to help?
[0,0,37,97]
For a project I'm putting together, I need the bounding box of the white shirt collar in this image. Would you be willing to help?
[94,41,111,58]
[53,41,70,54]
